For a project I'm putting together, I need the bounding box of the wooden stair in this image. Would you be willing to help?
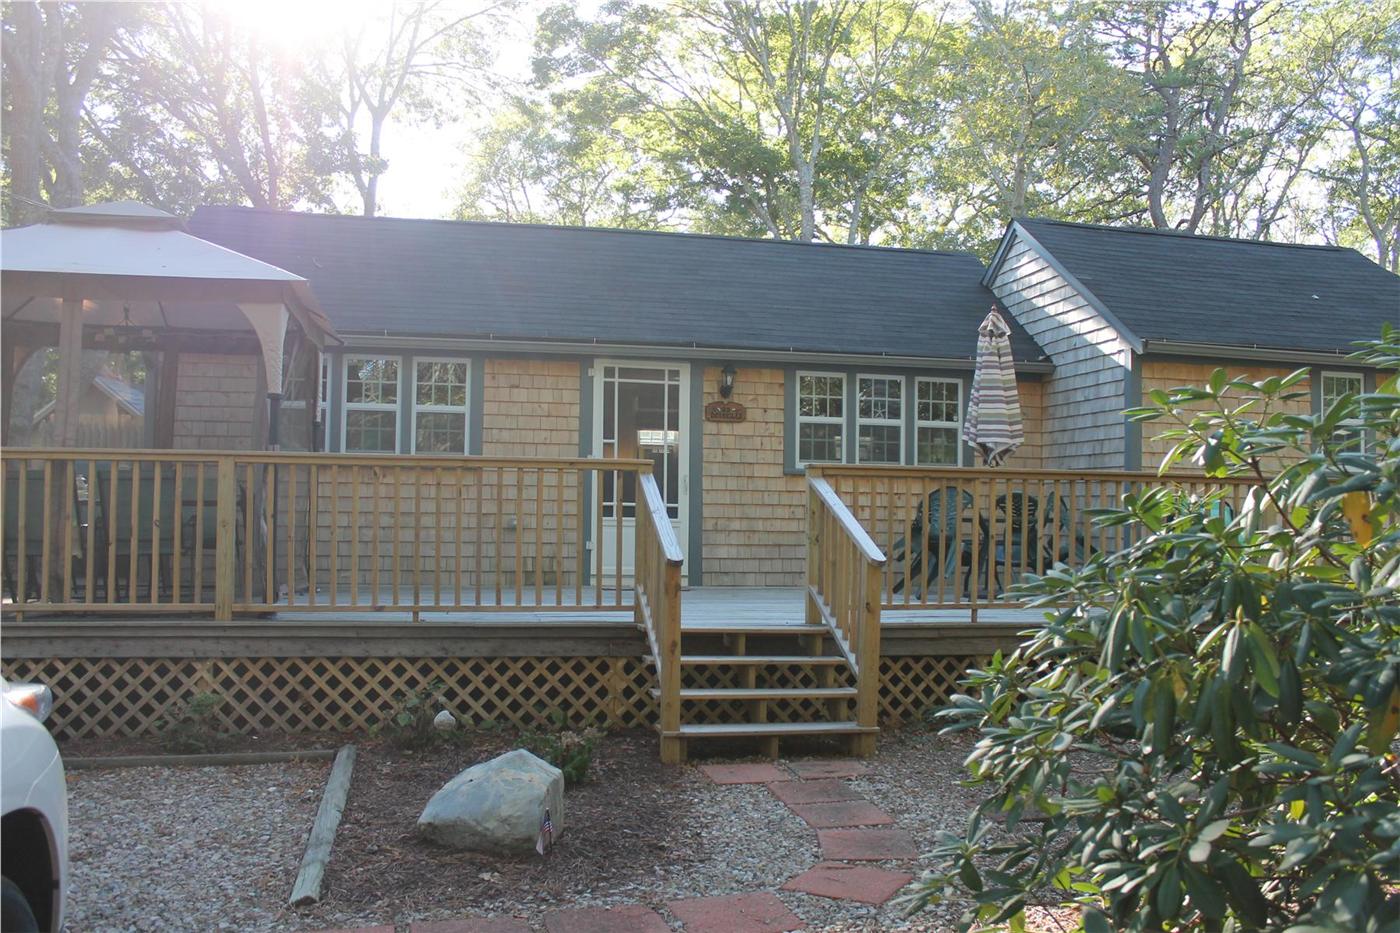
[664,722,878,738]
[645,618,868,759]
[652,687,858,701]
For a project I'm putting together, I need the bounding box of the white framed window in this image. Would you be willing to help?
[915,377,962,466]
[342,356,401,453]
[1320,370,1365,448]
[856,374,903,464]
[796,372,845,464]
[1320,371,1363,411]
[412,358,470,454]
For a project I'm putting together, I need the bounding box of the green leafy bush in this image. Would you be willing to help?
[158,692,228,753]
[380,680,458,750]
[913,328,1400,931]
[522,709,604,785]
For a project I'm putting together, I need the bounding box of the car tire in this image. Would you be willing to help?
[0,875,39,933]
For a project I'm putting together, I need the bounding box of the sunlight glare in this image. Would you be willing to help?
[204,0,383,50]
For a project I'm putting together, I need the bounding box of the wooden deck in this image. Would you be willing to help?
[2,585,1044,627]
[1,586,1040,661]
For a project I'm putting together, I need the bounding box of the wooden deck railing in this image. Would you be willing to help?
[814,465,1260,614]
[634,472,684,763]
[1,448,652,619]
[806,475,885,753]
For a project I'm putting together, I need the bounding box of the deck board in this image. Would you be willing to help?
[261,585,1043,627]
[4,585,1044,627]
[2,586,1039,659]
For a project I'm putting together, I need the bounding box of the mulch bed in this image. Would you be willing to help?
[300,728,703,924]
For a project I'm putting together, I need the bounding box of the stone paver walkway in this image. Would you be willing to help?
[667,891,803,933]
[411,919,531,933]
[783,862,915,906]
[313,757,917,933]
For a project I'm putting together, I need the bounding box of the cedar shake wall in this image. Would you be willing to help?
[481,359,580,459]
[1139,359,1312,473]
[172,353,260,451]
[1000,377,1045,470]
[701,366,806,587]
[989,232,1133,470]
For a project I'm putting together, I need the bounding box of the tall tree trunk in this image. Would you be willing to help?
[797,162,815,241]
[364,112,384,216]
[3,3,49,221]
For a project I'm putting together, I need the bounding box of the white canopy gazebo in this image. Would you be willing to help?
[1,200,337,449]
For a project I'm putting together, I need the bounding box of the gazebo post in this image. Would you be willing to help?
[267,392,282,449]
[53,297,84,447]
[1,342,37,446]
[44,296,85,602]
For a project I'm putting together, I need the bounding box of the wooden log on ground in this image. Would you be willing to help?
[64,748,340,770]
[289,744,357,907]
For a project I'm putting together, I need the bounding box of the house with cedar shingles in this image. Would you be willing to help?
[1,202,1395,761]
[180,207,1398,585]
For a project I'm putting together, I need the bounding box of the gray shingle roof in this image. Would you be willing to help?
[1013,218,1400,355]
[188,207,1044,363]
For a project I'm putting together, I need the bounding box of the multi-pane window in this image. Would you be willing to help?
[916,378,961,466]
[1320,371,1364,448]
[797,373,845,464]
[343,356,400,452]
[857,375,903,464]
[412,359,469,454]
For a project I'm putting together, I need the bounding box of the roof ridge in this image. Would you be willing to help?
[1017,216,1352,253]
[191,205,979,260]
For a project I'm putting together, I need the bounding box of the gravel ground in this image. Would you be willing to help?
[300,727,990,931]
[60,728,1067,933]
[63,761,327,932]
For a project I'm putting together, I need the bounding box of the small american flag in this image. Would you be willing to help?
[536,808,554,855]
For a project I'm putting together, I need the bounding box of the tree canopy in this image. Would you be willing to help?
[3,0,1396,267]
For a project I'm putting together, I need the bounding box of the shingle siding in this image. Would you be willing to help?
[481,359,580,459]
[1139,359,1312,474]
[989,234,1130,470]
[172,353,260,450]
[701,366,805,586]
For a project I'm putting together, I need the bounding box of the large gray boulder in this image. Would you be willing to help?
[416,749,565,855]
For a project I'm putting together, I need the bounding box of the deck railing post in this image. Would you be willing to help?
[214,457,237,621]
[805,477,822,627]
[853,558,882,757]
[659,557,683,764]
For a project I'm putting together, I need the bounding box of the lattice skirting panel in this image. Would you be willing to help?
[1,654,987,740]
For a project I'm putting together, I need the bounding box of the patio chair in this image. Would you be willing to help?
[1035,490,1097,567]
[891,487,983,599]
[983,489,1110,595]
[989,491,1043,589]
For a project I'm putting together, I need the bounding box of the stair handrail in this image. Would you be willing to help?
[806,472,886,756]
[635,471,684,763]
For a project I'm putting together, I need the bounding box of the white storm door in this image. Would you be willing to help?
[593,361,689,582]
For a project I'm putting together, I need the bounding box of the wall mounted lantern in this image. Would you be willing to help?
[719,362,737,398]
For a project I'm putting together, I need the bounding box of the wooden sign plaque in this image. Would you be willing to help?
[704,400,747,423]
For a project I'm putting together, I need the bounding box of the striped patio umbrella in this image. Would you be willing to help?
[962,308,1024,466]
